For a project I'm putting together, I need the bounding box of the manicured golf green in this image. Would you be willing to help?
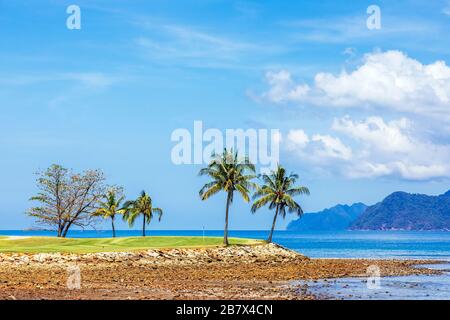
[0,236,262,253]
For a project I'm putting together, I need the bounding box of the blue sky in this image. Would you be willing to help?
[1,0,449,231]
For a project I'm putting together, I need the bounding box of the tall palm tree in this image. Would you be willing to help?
[199,149,256,246]
[123,191,163,237]
[252,165,310,243]
[92,189,125,238]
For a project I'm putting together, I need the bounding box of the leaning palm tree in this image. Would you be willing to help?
[123,191,163,237]
[92,189,126,238]
[252,165,310,243]
[199,149,256,246]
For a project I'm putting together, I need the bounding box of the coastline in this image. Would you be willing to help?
[0,243,443,300]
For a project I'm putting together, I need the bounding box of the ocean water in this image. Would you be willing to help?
[1,229,449,299]
[1,229,449,260]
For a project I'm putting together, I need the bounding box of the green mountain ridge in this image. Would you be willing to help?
[287,190,450,231]
[350,190,450,231]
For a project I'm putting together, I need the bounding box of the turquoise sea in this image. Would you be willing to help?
[1,230,449,299]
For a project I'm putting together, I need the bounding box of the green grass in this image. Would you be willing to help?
[0,236,262,254]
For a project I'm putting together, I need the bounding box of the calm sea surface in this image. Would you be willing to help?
[1,230,449,299]
[1,230,449,260]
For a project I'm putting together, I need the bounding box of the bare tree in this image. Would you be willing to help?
[27,164,106,237]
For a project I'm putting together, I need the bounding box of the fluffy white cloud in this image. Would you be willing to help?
[310,134,353,160]
[332,116,415,153]
[287,129,309,147]
[262,70,310,103]
[262,50,450,180]
[263,50,450,120]
[287,130,352,166]
[286,116,450,180]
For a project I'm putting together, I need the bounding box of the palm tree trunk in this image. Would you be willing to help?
[267,205,279,243]
[142,214,146,237]
[111,217,116,238]
[224,192,232,246]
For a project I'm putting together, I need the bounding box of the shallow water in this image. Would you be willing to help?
[300,264,450,300]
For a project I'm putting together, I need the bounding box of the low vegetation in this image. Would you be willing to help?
[0,236,260,253]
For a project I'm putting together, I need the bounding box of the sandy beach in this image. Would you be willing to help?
[0,243,442,300]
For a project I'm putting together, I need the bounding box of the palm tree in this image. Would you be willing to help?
[123,191,163,237]
[252,165,310,243]
[199,149,256,246]
[92,189,125,238]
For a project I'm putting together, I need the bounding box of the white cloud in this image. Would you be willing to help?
[262,70,310,103]
[332,116,414,153]
[287,129,309,148]
[262,50,450,120]
[287,130,352,165]
[286,116,450,180]
[259,49,450,181]
[311,134,353,160]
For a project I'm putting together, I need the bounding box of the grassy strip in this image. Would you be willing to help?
[0,236,262,253]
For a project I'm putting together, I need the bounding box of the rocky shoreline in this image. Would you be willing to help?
[0,243,301,265]
[0,244,442,300]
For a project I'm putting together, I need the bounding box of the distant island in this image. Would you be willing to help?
[350,190,450,231]
[288,190,450,231]
[287,203,367,231]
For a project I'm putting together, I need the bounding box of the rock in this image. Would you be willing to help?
[0,243,307,268]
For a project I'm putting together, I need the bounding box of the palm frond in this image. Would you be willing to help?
[152,207,163,221]
[251,164,309,219]
[199,181,220,197]
[200,183,222,200]
[286,186,310,196]
[251,194,275,213]
[235,184,250,202]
